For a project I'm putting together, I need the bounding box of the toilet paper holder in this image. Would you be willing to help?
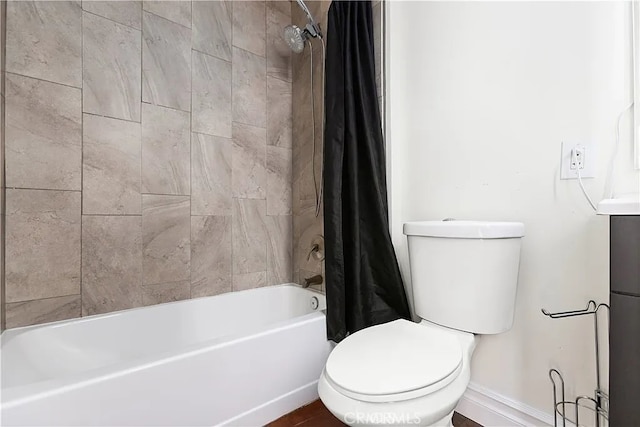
[542,301,610,427]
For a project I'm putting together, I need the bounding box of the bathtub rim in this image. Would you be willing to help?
[2,283,325,338]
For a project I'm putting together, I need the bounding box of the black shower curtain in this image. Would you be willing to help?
[323,1,411,342]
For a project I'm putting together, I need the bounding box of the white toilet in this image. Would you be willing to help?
[318,220,525,426]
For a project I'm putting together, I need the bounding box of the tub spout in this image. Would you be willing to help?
[303,274,323,288]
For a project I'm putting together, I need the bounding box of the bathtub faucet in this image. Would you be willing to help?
[303,274,323,288]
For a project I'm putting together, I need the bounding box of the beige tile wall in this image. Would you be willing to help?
[2,0,293,329]
[291,0,382,291]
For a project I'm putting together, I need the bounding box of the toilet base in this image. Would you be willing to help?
[319,369,469,427]
[324,406,454,427]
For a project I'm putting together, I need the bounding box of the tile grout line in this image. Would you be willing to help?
[4,71,82,91]
[142,8,191,32]
[189,1,194,299]
[231,43,267,60]
[191,46,232,65]
[80,6,85,319]
[1,47,4,327]
[143,278,192,288]
[6,292,82,306]
[230,0,235,293]
[140,2,145,307]
[81,213,143,217]
[82,8,141,33]
[264,0,271,245]
[82,110,142,124]
[189,0,193,300]
[4,187,82,193]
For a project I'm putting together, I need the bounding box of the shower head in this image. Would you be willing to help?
[282,0,322,53]
[283,25,306,54]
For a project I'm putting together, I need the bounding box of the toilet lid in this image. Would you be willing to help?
[325,320,463,399]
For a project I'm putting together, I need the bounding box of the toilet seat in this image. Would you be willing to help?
[324,319,463,403]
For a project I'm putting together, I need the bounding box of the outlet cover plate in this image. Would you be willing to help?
[560,141,597,180]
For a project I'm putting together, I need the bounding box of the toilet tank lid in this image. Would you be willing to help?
[403,220,525,239]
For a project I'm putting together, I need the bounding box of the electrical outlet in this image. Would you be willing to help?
[570,145,585,170]
[560,141,596,180]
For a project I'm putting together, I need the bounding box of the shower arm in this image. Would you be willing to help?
[295,0,323,39]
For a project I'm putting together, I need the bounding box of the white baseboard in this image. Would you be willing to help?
[456,382,557,427]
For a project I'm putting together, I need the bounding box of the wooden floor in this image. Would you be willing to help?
[268,400,482,427]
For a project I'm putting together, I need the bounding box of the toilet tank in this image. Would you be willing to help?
[403,221,524,334]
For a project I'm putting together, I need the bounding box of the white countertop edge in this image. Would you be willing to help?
[596,195,640,216]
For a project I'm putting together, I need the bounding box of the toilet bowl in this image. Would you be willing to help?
[319,221,525,426]
[318,319,475,427]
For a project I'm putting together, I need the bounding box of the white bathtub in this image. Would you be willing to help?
[1,284,332,426]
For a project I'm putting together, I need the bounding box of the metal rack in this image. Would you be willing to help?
[541,300,610,427]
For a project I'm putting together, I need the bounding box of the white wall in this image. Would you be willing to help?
[386,1,639,416]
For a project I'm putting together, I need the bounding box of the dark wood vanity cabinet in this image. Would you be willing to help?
[609,215,640,426]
